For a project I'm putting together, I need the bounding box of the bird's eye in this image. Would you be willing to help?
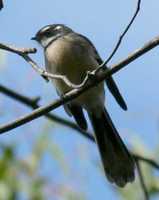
[45,30,52,37]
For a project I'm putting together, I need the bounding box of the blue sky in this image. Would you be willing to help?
[1,0,159,199]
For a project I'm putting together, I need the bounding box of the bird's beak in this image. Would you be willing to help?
[31,36,37,40]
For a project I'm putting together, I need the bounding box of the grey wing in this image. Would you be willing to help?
[76,33,127,110]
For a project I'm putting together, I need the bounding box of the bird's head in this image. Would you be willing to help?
[31,24,73,48]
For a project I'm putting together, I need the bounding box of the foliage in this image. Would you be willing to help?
[0,123,86,200]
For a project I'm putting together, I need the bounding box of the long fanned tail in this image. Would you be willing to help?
[88,108,135,187]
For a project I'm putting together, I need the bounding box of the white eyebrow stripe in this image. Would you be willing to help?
[41,26,51,33]
[54,25,62,30]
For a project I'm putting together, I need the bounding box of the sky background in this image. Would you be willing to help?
[0,0,159,199]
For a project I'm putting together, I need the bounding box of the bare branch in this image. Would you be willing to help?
[134,154,159,170]
[27,0,142,88]
[136,160,149,200]
[1,87,159,200]
[2,81,159,176]
[0,43,36,54]
[0,0,142,91]
[1,84,159,200]
[134,155,159,200]
[2,85,159,168]
[0,42,49,81]
[0,0,142,89]
[3,85,159,170]
[2,85,159,174]
[104,0,141,65]
[0,85,40,109]
[0,42,89,88]
[0,84,94,141]
[0,35,159,134]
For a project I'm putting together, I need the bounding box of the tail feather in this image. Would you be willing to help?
[106,76,127,111]
[88,108,135,187]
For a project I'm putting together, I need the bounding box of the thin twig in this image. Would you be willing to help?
[0,42,90,88]
[0,0,141,89]
[104,0,141,65]
[0,84,94,141]
[0,35,159,134]
[134,154,159,170]
[0,85,40,109]
[43,0,142,85]
[0,43,49,81]
[136,160,149,200]
[0,43,36,54]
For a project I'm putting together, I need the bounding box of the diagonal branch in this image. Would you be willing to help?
[1,84,159,200]
[0,43,36,54]
[1,85,159,169]
[136,160,149,200]
[0,0,142,89]
[134,155,159,199]
[1,85,159,173]
[0,84,94,141]
[134,154,159,170]
[2,85,159,171]
[1,35,159,134]
[0,43,49,81]
[0,43,89,88]
[104,0,141,65]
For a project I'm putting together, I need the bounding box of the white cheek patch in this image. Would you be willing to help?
[40,33,62,48]
[40,36,55,48]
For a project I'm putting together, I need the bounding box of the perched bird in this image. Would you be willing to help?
[32,24,135,187]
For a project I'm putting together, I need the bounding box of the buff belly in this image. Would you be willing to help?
[44,36,105,110]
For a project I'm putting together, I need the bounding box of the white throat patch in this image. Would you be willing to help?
[40,36,55,48]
